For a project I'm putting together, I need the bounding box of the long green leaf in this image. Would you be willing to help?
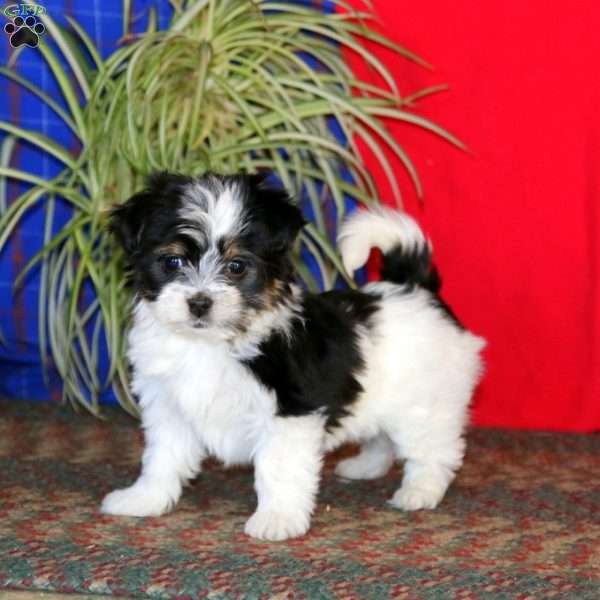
[0,135,16,214]
[0,67,78,134]
[27,1,91,98]
[0,122,84,177]
[36,41,87,140]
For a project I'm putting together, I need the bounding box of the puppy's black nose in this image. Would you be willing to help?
[187,293,213,318]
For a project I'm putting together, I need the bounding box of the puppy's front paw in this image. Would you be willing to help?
[388,485,444,511]
[101,482,175,517]
[245,509,310,541]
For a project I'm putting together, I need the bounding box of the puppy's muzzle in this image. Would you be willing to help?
[188,293,213,319]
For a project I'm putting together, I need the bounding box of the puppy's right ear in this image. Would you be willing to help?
[108,190,151,256]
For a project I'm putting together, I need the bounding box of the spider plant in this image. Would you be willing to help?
[0,0,463,416]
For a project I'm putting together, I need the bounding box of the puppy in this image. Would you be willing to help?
[102,172,485,541]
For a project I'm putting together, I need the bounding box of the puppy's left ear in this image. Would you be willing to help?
[249,175,306,252]
[108,190,151,256]
[267,194,306,252]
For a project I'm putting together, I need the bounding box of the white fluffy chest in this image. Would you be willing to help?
[128,304,277,465]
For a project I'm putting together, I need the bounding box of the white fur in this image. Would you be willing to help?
[102,300,321,540]
[350,282,484,509]
[335,434,395,480]
[180,178,245,242]
[102,206,485,540]
[337,205,430,273]
[246,414,325,541]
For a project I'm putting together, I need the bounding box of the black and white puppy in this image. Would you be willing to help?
[102,172,485,541]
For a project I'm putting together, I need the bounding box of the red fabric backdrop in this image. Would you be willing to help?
[345,1,600,431]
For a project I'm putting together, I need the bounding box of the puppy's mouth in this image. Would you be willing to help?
[191,318,210,329]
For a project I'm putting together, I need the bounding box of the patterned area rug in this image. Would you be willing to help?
[1,400,600,599]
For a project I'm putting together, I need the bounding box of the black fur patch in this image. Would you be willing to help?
[381,243,463,328]
[243,290,381,429]
[381,243,440,293]
[109,172,193,257]
[231,173,305,302]
[109,173,196,300]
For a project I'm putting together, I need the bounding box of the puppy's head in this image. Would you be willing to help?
[110,172,305,336]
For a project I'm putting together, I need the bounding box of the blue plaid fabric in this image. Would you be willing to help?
[0,0,361,403]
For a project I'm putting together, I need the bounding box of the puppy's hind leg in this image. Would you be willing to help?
[387,428,466,511]
[335,435,395,480]
[102,398,204,517]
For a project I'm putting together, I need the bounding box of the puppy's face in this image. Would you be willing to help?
[110,172,305,337]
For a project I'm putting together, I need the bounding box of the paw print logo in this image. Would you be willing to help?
[4,15,45,48]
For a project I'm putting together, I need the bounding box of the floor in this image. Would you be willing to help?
[0,593,110,599]
[2,399,600,599]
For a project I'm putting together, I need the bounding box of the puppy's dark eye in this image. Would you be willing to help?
[227,259,246,277]
[164,255,185,271]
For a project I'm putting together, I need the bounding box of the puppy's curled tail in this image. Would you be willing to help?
[338,206,441,293]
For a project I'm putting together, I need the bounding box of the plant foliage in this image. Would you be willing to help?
[0,0,462,415]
